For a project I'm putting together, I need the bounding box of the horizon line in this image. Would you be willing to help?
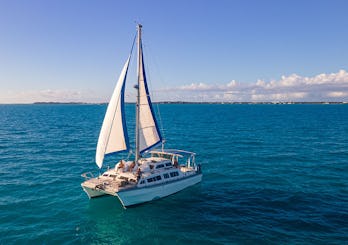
[1,101,348,105]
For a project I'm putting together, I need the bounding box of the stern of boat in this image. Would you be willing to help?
[81,172,107,198]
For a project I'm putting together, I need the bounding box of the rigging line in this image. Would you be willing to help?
[129,31,137,56]
[142,42,166,144]
[126,150,134,161]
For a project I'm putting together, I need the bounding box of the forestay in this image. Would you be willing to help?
[95,56,130,168]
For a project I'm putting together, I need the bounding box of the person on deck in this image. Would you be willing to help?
[174,159,179,168]
[129,161,136,172]
[117,160,125,173]
[136,168,142,181]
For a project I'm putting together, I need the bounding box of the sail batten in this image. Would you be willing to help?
[95,56,131,168]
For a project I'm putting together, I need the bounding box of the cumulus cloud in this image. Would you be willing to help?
[179,82,212,91]
[256,70,348,89]
[251,92,308,101]
[175,80,238,92]
[156,69,348,102]
[327,91,348,98]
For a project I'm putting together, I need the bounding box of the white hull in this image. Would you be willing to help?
[82,185,107,198]
[117,173,202,207]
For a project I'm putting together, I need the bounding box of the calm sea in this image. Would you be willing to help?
[0,104,347,244]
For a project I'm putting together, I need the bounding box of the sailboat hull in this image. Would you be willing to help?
[81,185,108,198]
[116,173,202,207]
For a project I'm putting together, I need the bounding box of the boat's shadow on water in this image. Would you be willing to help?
[87,195,125,211]
[79,184,208,244]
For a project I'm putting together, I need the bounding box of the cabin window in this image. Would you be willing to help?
[140,180,145,184]
[103,174,108,176]
[146,176,162,183]
[165,162,172,167]
[156,164,164,169]
[163,173,169,179]
[170,171,179,177]
[110,175,116,178]
[148,177,156,183]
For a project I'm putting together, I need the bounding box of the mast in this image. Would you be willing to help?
[135,24,142,162]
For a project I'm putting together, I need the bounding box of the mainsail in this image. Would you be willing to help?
[137,35,162,154]
[95,56,130,168]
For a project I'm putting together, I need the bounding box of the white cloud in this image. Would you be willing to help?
[327,91,348,98]
[251,92,308,101]
[179,82,212,91]
[226,80,237,88]
[156,69,348,102]
[175,80,238,92]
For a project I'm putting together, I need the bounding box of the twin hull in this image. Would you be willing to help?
[83,174,202,207]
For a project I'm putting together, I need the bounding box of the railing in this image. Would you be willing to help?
[81,172,94,180]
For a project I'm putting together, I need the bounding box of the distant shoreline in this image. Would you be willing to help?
[1,101,347,105]
[28,101,348,105]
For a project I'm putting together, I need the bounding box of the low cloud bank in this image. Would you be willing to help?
[0,89,102,104]
[156,70,348,102]
[1,70,348,103]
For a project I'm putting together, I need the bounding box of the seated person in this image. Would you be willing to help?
[136,168,142,180]
[129,161,136,172]
[116,160,125,172]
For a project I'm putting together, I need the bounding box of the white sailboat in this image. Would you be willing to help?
[81,24,202,207]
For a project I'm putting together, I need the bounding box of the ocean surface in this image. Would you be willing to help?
[0,104,347,244]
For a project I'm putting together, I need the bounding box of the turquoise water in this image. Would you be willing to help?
[0,104,347,244]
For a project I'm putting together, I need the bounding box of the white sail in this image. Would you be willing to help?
[95,56,130,168]
[138,42,162,153]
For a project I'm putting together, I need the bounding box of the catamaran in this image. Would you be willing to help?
[81,24,202,208]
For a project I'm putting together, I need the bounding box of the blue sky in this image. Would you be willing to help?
[1,0,348,103]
